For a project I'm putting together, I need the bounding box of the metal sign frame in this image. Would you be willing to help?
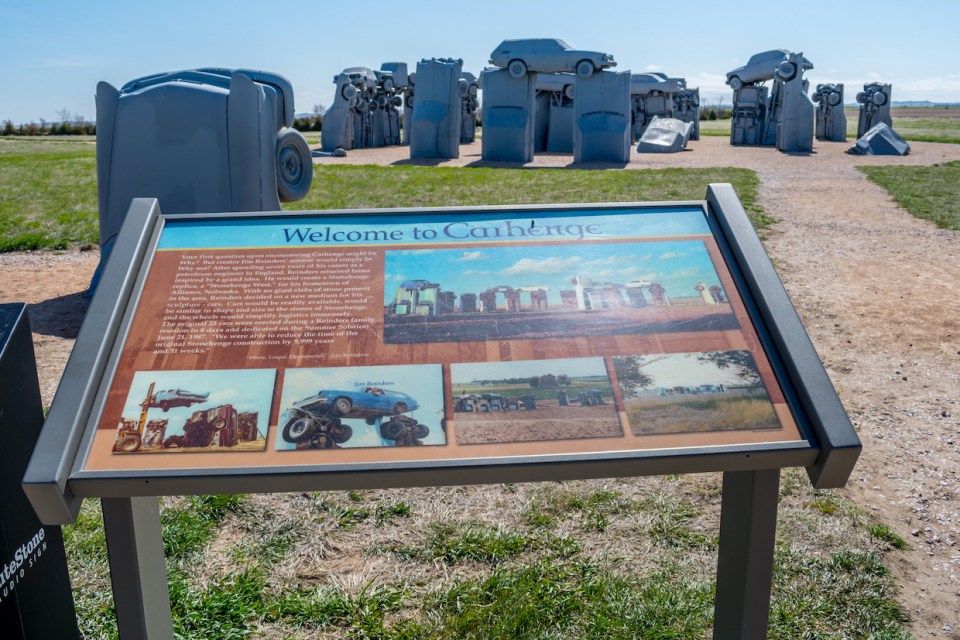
[24,184,860,638]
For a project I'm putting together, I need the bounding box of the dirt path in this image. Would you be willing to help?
[3,136,959,637]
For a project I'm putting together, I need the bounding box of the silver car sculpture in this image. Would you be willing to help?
[490,38,615,79]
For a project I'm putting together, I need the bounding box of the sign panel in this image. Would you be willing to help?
[77,203,806,477]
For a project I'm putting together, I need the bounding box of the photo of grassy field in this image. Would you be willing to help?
[613,351,780,436]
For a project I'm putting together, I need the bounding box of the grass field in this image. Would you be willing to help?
[0,138,767,251]
[859,160,960,230]
[698,108,960,144]
[625,393,779,435]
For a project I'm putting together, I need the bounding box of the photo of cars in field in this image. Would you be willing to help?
[275,364,445,450]
[612,351,781,436]
[113,369,274,453]
[383,240,737,344]
[450,357,621,445]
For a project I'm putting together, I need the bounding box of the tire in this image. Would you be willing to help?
[827,92,842,107]
[163,435,184,449]
[458,79,469,98]
[161,401,170,412]
[118,434,141,453]
[381,420,404,440]
[341,84,358,101]
[365,417,377,426]
[728,76,743,91]
[507,59,527,79]
[212,418,226,430]
[282,416,314,443]
[856,92,867,104]
[393,402,408,414]
[413,423,429,440]
[774,61,796,82]
[332,396,353,416]
[383,77,395,92]
[576,60,595,79]
[275,128,313,203]
[331,423,353,444]
[872,91,887,106]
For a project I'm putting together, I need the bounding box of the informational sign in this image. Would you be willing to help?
[77,202,804,477]
[27,188,859,523]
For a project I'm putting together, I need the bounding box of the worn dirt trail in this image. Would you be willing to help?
[2,136,959,637]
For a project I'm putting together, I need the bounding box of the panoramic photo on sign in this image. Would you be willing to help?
[81,206,804,473]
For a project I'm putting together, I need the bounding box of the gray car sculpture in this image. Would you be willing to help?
[490,38,615,79]
[726,49,812,91]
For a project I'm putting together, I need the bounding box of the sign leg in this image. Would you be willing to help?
[102,496,174,639]
[713,468,780,640]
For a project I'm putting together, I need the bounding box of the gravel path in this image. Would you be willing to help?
[3,135,959,637]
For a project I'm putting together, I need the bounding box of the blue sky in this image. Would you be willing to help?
[384,240,724,306]
[3,1,959,124]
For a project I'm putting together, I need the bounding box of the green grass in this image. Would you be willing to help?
[63,481,911,639]
[859,160,960,230]
[699,111,960,144]
[0,138,767,251]
[0,138,98,250]
[289,164,768,228]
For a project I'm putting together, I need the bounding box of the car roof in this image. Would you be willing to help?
[495,38,571,49]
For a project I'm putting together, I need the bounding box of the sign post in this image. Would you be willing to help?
[24,186,860,638]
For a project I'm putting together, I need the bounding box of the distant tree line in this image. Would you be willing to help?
[699,106,732,121]
[2,109,95,136]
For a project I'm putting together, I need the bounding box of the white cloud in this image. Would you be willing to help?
[454,250,486,262]
[658,251,689,260]
[584,255,647,266]
[386,273,406,281]
[462,269,491,276]
[500,256,583,275]
[645,64,664,72]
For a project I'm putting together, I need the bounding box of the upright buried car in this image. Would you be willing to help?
[490,38,616,79]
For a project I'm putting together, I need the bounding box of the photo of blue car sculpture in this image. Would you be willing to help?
[280,386,424,445]
[489,38,616,79]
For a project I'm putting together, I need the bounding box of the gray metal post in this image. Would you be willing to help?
[102,497,174,639]
[713,468,780,639]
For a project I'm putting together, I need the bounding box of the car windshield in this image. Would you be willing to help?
[549,39,571,50]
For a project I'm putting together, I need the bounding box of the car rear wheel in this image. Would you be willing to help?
[333,396,353,416]
[576,60,595,78]
[507,59,527,79]
[413,423,429,440]
[728,76,743,91]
